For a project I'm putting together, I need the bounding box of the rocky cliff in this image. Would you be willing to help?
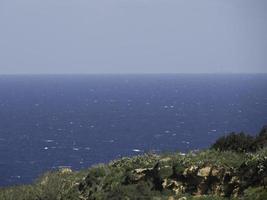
[1,126,267,200]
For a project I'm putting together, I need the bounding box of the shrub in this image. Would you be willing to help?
[211,132,255,152]
[211,126,267,152]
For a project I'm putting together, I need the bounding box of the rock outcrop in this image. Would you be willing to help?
[2,126,267,200]
[124,157,267,198]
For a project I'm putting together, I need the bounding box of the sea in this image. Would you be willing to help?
[0,74,266,187]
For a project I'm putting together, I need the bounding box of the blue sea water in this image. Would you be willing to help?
[0,74,267,187]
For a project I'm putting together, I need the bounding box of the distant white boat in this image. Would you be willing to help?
[132,149,142,152]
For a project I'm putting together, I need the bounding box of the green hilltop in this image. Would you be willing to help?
[1,126,267,200]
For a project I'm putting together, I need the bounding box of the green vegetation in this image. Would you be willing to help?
[211,126,267,152]
[243,187,267,200]
[1,126,267,200]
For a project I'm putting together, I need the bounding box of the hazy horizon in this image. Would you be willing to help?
[0,72,267,75]
[1,0,267,74]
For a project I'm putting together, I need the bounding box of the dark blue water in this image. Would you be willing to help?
[0,74,267,186]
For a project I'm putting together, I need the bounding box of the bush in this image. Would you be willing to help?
[254,126,267,149]
[211,126,267,152]
[211,132,255,152]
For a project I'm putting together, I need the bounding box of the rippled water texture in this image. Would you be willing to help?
[0,74,266,186]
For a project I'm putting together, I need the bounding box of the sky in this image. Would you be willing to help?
[0,0,266,74]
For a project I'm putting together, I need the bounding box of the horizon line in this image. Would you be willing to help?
[0,72,267,76]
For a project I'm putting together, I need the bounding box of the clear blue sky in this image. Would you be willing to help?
[0,0,266,74]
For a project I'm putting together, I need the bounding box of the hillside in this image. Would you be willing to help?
[0,126,267,200]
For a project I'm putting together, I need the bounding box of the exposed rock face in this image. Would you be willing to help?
[197,166,211,177]
[164,180,185,194]
[125,160,267,198]
[124,162,172,191]
[75,129,267,200]
[59,168,72,174]
[130,168,153,182]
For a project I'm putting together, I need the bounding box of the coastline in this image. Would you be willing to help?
[1,126,267,200]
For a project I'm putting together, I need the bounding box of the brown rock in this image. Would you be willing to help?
[127,168,153,182]
[166,180,185,195]
[168,196,175,200]
[211,168,220,176]
[230,176,240,184]
[162,178,168,188]
[134,168,152,174]
[183,165,198,176]
[60,168,72,174]
[197,166,212,177]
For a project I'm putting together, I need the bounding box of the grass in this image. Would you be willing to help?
[1,148,266,200]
